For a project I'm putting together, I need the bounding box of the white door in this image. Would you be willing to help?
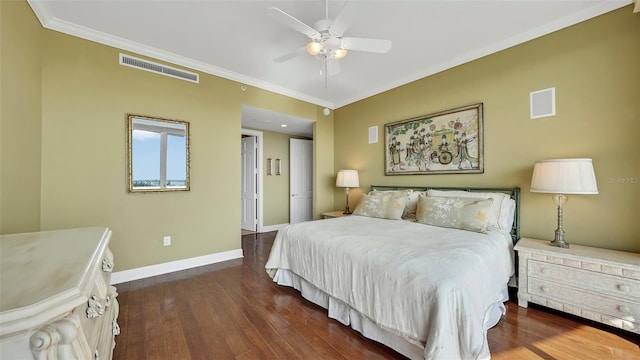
[241,136,257,231]
[290,139,313,224]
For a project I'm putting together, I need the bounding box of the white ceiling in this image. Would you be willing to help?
[27,0,630,136]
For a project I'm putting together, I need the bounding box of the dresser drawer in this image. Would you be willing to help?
[528,277,640,322]
[528,260,640,300]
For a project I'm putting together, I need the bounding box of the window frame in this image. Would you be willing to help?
[126,114,191,193]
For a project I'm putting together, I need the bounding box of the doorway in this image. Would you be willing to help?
[290,139,313,224]
[241,129,263,233]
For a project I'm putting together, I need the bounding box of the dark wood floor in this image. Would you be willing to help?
[113,232,639,360]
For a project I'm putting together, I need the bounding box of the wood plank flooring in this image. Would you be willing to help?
[113,232,639,360]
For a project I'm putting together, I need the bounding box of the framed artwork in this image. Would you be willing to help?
[275,159,281,176]
[384,103,483,175]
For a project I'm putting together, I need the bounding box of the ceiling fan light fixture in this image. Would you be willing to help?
[334,48,348,60]
[306,41,323,55]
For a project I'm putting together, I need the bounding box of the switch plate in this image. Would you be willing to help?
[163,236,171,246]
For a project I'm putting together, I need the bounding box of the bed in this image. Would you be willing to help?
[265,185,520,360]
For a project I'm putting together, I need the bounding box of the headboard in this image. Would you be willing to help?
[370,185,521,243]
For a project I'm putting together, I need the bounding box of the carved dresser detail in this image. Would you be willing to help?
[515,237,639,334]
[0,227,119,359]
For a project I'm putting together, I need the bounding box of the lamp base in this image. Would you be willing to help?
[549,239,569,248]
[549,228,569,248]
[549,196,569,248]
[343,187,352,215]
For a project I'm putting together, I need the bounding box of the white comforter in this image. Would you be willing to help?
[265,216,514,360]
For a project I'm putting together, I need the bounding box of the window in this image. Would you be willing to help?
[127,115,190,192]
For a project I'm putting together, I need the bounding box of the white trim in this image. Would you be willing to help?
[332,1,630,108]
[261,223,288,233]
[26,0,627,110]
[110,249,243,284]
[25,0,333,109]
[241,129,264,233]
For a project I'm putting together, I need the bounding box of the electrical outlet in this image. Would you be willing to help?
[163,236,171,246]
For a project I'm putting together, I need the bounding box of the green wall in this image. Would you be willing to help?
[0,0,335,272]
[0,0,42,234]
[334,6,640,252]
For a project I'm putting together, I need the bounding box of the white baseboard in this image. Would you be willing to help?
[110,248,243,284]
[260,223,288,233]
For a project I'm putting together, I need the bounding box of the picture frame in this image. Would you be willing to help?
[384,103,483,175]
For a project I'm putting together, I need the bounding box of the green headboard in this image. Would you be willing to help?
[370,185,521,243]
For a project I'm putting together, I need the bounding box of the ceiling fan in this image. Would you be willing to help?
[268,0,392,85]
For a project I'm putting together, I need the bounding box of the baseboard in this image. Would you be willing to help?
[261,223,288,233]
[110,248,243,284]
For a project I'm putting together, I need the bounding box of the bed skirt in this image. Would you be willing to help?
[272,268,508,360]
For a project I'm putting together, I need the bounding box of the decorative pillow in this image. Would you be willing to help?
[354,193,408,220]
[416,194,494,233]
[369,189,421,219]
[426,190,514,232]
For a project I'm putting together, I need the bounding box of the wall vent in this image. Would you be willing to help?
[119,53,199,83]
[530,87,555,119]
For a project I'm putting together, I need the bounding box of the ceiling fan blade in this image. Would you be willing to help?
[267,7,320,39]
[327,59,341,76]
[328,0,350,36]
[341,37,392,53]
[273,47,307,63]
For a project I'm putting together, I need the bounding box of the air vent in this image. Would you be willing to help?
[119,54,199,83]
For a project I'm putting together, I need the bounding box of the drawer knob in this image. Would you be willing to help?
[540,286,549,292]
[618,305,630,314]
[617,284,630,292]
[540,268,548,275]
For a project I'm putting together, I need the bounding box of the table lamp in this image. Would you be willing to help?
[336,170,359,214]
[530,158,598,248]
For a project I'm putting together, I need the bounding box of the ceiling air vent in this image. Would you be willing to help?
[119,53,199,83]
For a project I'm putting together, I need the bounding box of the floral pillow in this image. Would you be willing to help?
[368,189,421,219]
[416,194,494,233]
[353,193,408,220]
[426,189,514,232]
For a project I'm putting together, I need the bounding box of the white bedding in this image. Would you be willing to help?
[265,215,515,360]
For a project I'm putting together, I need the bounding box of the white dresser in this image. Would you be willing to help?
[0,227,119,359]
[514,238,640,334]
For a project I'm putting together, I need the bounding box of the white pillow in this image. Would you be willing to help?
[500,198,516,232]
[426,190,515,232]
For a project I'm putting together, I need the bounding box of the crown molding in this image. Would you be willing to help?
[332,0,631,108]
[26,0,335,109]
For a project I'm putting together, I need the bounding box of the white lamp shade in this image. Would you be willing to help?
[530,158,598,194]
[336,170,359,188]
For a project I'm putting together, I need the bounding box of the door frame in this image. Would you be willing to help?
[241,129,264,233]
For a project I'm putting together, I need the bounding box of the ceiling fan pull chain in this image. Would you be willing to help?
[324,58,328,88]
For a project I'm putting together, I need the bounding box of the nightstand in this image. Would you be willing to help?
[514,238,640,334]
[322,210,351,219]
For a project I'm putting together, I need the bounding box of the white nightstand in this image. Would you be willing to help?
[514,238,640,334]
[322,210,351,219]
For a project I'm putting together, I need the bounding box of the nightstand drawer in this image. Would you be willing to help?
[528,260,640,300]
[528,277,640,321]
